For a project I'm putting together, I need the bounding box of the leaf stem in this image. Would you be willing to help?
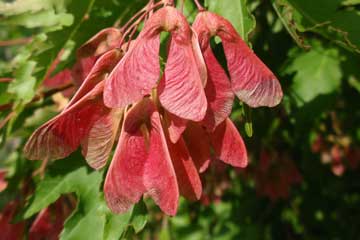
[0,37,32,47]
[193,0,205,11]
[0,78,13,83]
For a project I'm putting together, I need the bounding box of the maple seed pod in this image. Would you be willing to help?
[193,11,283,108]
[104,6,207,122]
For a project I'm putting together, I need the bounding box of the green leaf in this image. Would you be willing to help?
[349,76,360,93]
[104,206,133,240]
[1,10,73,28]
[0,0,68,16]
[182,0,197,22]
[205,0,256,42]
[32,0,97,84]
[24,166,100,218]
[342,0,360,5]
[129,199,148,233]
[271,0,311,50]
[21,154,136,240]
[284,0,360,53]
[61,195,106,240]
[284,41,342,106]
[7,61,37,103]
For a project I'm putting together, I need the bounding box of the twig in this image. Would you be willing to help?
[0,37,32,47]
[193,0,205,11]
[119,1,164,48]
[0,78,13,83]
[0,111,16,129]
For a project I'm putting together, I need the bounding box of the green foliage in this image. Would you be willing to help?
[281,0,360,53]
[205,0,256,41]
[284,41,342,106]
[8,61,37,103]
[20,154,147,240]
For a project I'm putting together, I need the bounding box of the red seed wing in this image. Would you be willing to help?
[164,111,187,144]
[167,137,202,201]
[0,169,7,192]
[158,34,207,121]
[183,122,211,173]
[104,31,160,108]
[212,13,282,107]
[71,56,97,86]
[144,106,179,215]
[43,69,73,90]
[222,36,283,107]
[104,99,179,216]
[210,118,248,168]
[69,49,122,109]
[191,29,207,86]
[24,83,110,161]
[104,126,148,214]
[202,46,234,131]
[194,11,283,108]
[81,109,123,170]
[77,27,122,58]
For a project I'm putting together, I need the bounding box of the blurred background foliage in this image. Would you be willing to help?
[0,0,360,239]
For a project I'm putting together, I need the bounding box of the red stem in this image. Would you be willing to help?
[0,111,15,129]
[119,1,164,48]
[180,0,185,12]
[193,0,205,11]
[0,78,13,83]
[120,7,147,33]
[0,37,32,47]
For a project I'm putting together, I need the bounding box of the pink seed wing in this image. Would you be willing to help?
[104,100,153,214]
[211,13,282,107]
[77,27,122,58]
[164,111,187,144]
[222,37,283,107]
[104,127,148,214]
[0,169,7,192]
[81,109,123,170]
[68,49,122,109]
[210,118,248,168]
[167,137,202,201]
[43,69,73,89]
[183,122,211,173]
[158,34,207,121]
[24,83,109,161]
[104,31,160,108]
[202,46,234,131]
[104,99,179,216]
[191,28,207,86]
[71,56,97,87]
[144,106,179,215]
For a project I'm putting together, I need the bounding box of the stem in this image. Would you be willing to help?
[119,1,163,48]
[43,49,65,81]
[125,25,139,52]
[146,0,155,21]
[0,78,13,83]
[0,112,15,130]
[120,7,147,33]
[193,0,205,11]
[32,158,48,178]
[0,37,32,47]
[180,0,185,12]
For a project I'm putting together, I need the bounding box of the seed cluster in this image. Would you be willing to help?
[25,1,283,215]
